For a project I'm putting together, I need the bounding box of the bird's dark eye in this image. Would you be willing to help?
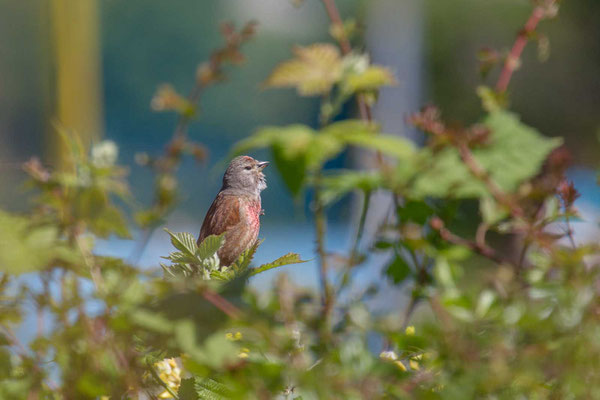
[244,166,252,170]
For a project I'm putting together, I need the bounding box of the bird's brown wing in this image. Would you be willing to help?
[197,193,242,244]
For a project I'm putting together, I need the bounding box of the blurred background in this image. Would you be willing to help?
[1,0,598,288]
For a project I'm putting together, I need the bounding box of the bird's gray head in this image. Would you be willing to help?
[222,155,269,196]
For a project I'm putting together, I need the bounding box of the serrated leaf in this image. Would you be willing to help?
[250,253,307,276]
[342,65,396,93]
[343,133,415,160]
[411,111,562,199]
[322,120,415,159]
[178,377,199,400]
[197,234,226,260]
[231,240,261,272]
[319,170,384,206]
[264,43,343,96]
[164,229,198,257]
[195,377,231,400]
[0,210,79,274]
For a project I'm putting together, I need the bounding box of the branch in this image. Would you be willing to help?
[496,1,556,92]
[202,288,242,319]
[430,217,511,265]
[314,177,334,322]
[319,0,379,162]
[457,142,524,218]
[350,190,371,263]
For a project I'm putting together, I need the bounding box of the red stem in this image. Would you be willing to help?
[203,289,241,319]
[320,0,381,164]
[496,5,547,93]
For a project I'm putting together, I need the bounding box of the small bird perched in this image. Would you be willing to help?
[197,155,269,266]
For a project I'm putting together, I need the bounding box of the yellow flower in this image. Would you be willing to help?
[405,325,415,336]
[154,358,181,399]
[238,347,250,359]
[409,359,420,370]
[226,331,243,341]
[394,360,407,371]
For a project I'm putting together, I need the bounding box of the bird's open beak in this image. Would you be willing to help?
[257,161,269,170]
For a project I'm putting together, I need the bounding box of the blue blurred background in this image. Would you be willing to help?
[1,0,599,290]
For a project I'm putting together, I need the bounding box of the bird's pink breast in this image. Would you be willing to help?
[245,200,262,231]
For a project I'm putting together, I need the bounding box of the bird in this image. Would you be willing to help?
[197,155,269,266]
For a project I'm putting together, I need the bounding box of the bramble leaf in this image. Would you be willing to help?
[411,111,562,199]
[264,44,343,96]
[342,65,396,93]
[197,234,226,260]
[318,170,384,206]
[165,229,198,257]
[250,253,307,276]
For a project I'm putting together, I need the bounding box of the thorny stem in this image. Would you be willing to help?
[430,217,511,266]
[321,0,351,54]
[496,2,554,93]
[1,326,59,391]
[202,288,242,319]
[313,175,333,323]
[564,213,577,248]
[319,0,381,164]
[391,195,427,334]
[401,296,418,331]
[457,142,524,218]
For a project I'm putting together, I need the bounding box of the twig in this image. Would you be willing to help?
[401,296,418,331]
[321,0,351,54]
[314,180,333,321]
[564,214,576,248]
[496,2,554,92]
[430,217,511,266]
[350,190,371,263]
[457,142,524,218]
[202,288,242,319]
[319,0,379,162]
[1,326,59,391]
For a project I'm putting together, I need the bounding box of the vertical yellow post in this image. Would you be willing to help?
[50,0,103,166]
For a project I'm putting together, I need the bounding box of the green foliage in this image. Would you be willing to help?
[0,210,78,274]
[410,110,562,199]
[249,253,308,277]
[233,120,414,197]
[2,3,599,399]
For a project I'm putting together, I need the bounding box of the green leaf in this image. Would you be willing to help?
[195,377,231,400]
[397,201,434,225]
[480,195,509,225]
[231,240,260,272]
[342,133,415,160]
[178,377,199,400]
[164,229,198,257]
[264,44,343,96]
[342,65,396,93]
[319,170,384,206]
[385,256,413,284]
[197,234,226,260]
[0,210,78,274]
[411,111,562,199]
[230,126,286,156]
[250,253,308,276]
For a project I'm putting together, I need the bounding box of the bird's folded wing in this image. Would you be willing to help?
[197,193,242,244]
